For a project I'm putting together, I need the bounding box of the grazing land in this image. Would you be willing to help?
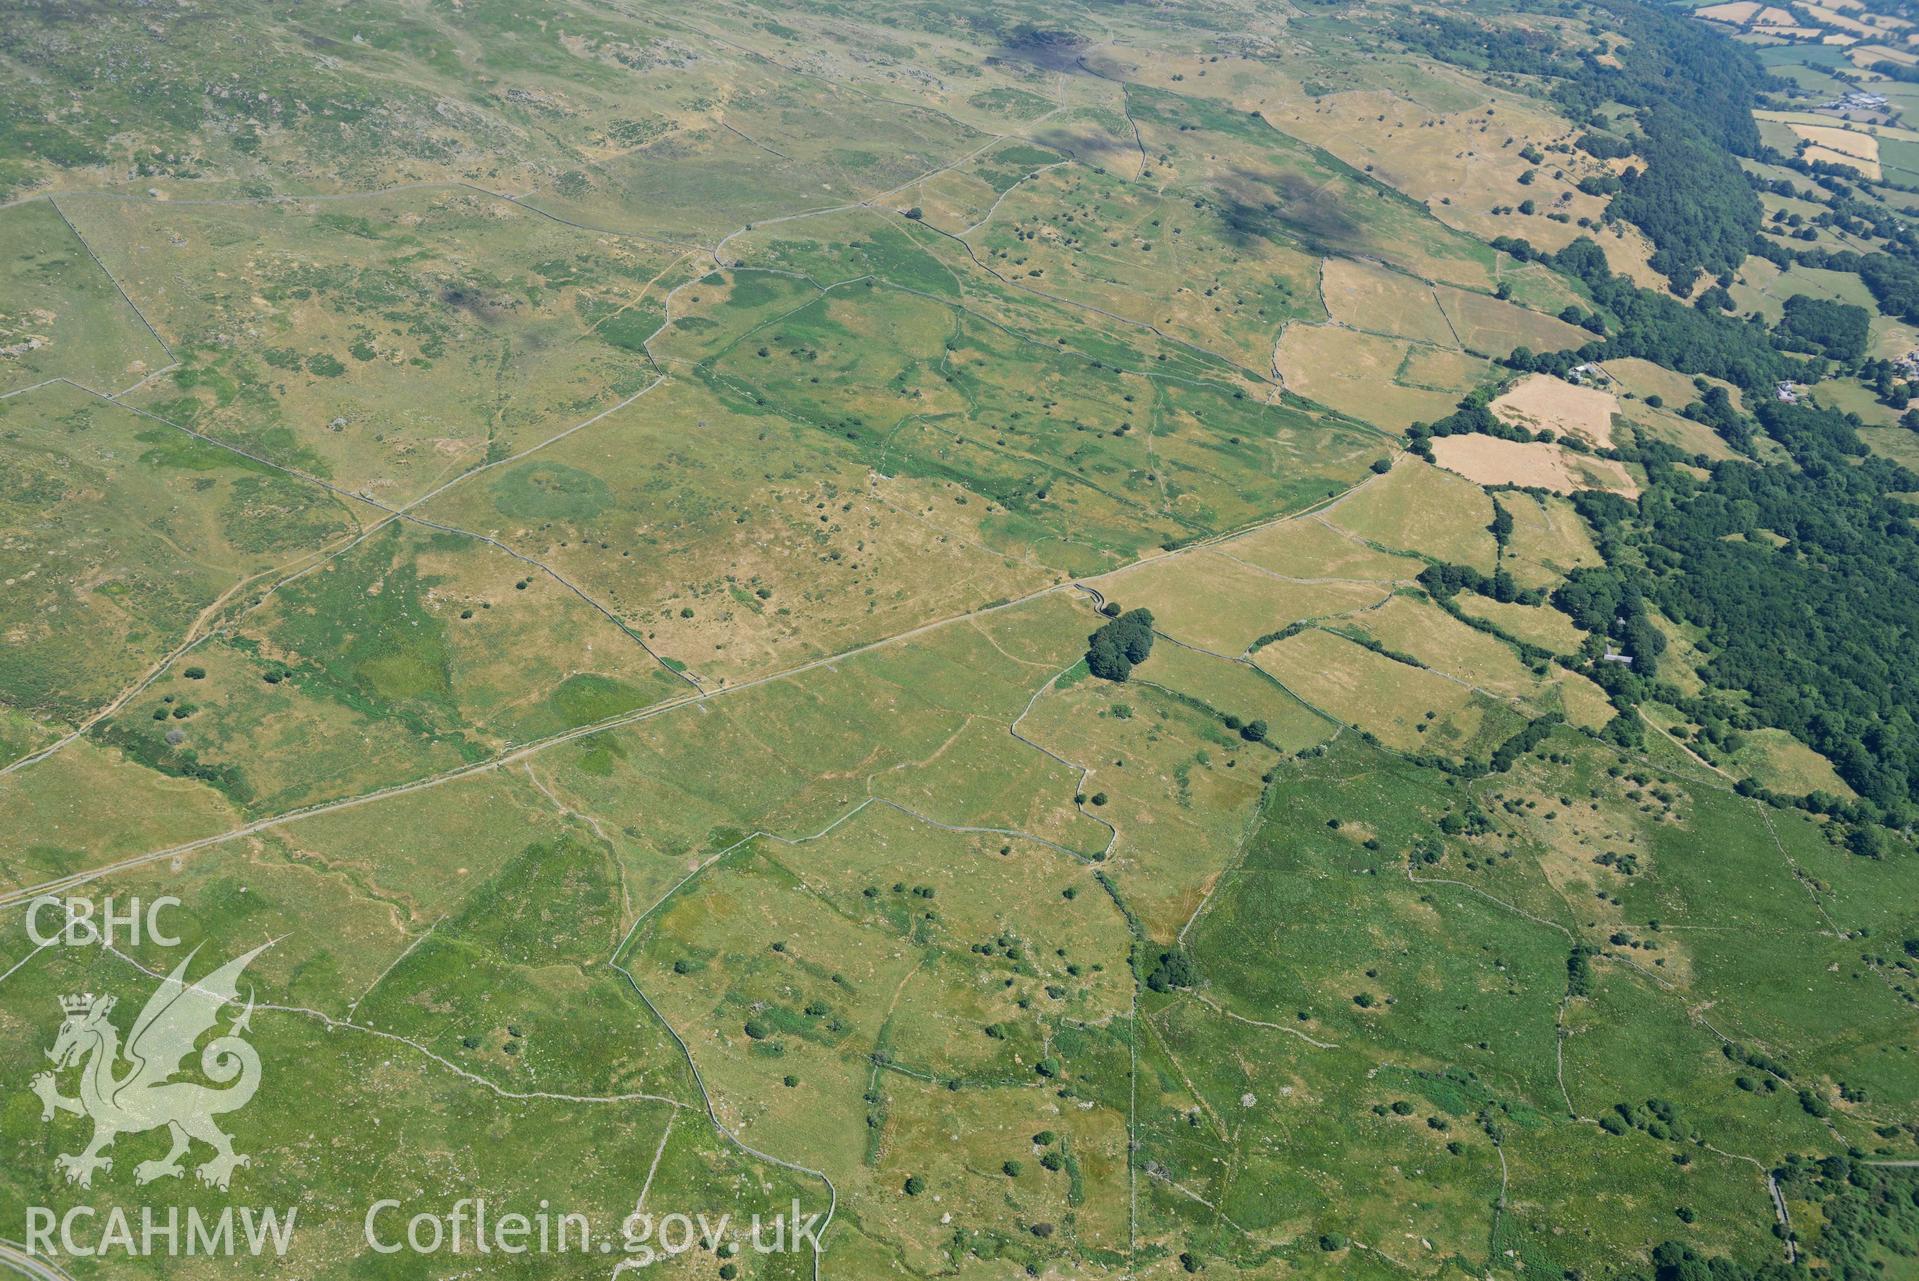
[1,1,1918,1279]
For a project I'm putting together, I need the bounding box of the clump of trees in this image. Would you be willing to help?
[1599,1097,1698,1144]
[1490,714,1563,774]
[1777,293,1869,362]
[1419,560,1542,608]
[1576,131,1634,161]
[1087,608,1155,681]
[1566,944,1597,998]
[1552,568,1666,679]
[1144,947,1197,993]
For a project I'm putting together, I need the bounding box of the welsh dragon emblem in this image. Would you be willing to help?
[30,943,269,1191]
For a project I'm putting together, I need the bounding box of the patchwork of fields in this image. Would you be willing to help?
[2,1,1918,1279]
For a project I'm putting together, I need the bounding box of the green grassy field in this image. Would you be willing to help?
[2,1,1917,1278]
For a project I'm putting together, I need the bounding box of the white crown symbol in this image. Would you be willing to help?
[59,993,95,1016]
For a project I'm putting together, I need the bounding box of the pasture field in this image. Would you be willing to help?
[3,1,1919,1278]
[1097,551,1391,656]
[1174,728,1919,1273]
[1455,594,1588,655]
[0,382,368,726]
[64,191,688,504]
[1201,60,1651,273]
[1729,256,1880,322]
[1860,419,1919,469]
[1016,665,1279,941]
[886,139,1073,233]
[625,800,1133,1274]
[1319,257,1457,346]
[1323,460,1500,570]
[1616,396,1746,459]
[0,735,241,891]
[1219,510,1427,583]
[1432,285,1592,359]
[1125,80,1509,294]
[70,510,696,817]
[530,592,1117,894]
[1810,375,1908,431]
[1130,641,1338,756]
[528,75,994,243]
[1253,627,1526,757]
[0,768,823,1281]
[419,375,1056,682]
[957,160,1327,374]
[1869,310,1919,362]
[1275,324,1481,430]
[0,708,59,767]
[1724,728,1858,799]
[1336,593,1567,709]
[0,201,170,395]
[1176,739,1796,1273]
[1598,357,1745,413]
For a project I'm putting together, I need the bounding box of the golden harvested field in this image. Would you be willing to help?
[1491,373,1622,447]
[1790,122,1884,178]
[1804,1,1903,38]
[1697,2,1804,29]
[1755,110,1919,142]
[1854,43,1919,66]
[1430,435,1641,497]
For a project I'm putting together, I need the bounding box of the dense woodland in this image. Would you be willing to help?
[1378,2,1919,826]
[1594,415,1919,820]
[1550,223,1919,821]
[1410,220,1919,823]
